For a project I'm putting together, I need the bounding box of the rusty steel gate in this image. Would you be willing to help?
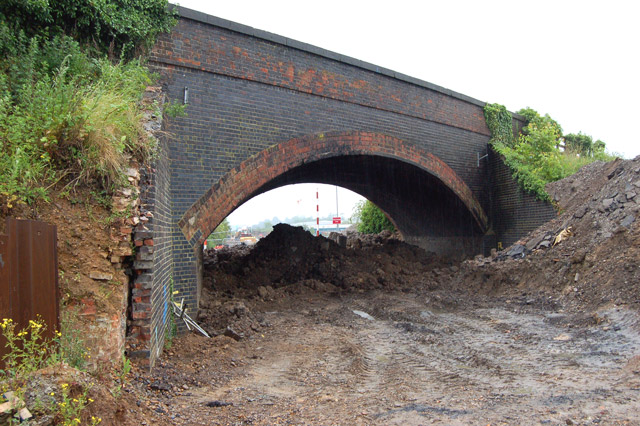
[0,218,59,366]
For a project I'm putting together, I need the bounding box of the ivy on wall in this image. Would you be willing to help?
[483,103,616,202]
[484,103,552,201]
[484,103,514,147]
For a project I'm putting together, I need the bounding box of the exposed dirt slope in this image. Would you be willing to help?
[454,156,639,312]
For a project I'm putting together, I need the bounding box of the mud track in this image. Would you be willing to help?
[139,289,640,425]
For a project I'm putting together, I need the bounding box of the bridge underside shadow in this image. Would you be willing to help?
[178,132,491,260]
[257,155,486,257]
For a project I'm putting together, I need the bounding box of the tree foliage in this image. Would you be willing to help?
[0,0,176,59]
[207,218,232,245]
[517,107,563,140]
[352,200,395,234]
[484,104,616,201]
[252,219,274,234]
[563,132,607,158]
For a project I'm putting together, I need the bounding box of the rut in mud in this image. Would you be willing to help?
[136,289,639,425]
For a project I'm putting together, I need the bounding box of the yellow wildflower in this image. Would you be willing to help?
[28,319,42,329]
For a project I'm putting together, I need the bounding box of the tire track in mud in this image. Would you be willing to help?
[331,292,640,424]
[171,292,640,425]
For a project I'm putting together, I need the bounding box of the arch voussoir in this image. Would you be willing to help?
[178,131,488,247]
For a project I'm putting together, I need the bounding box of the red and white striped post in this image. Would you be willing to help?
[316,188,320,236]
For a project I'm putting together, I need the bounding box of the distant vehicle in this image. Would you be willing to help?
[235,229,258,245]
[219,229,258,247]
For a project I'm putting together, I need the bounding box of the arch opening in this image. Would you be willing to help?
[227,155,484,257]
[204,183,364,249]
[179,131,489,257]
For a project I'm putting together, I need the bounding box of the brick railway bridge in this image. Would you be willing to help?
[130,6,555,363]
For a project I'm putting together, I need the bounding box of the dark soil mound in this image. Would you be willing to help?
[198,223,442,337]
[455,156,640,311]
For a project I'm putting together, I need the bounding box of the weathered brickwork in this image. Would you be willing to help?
[132,134,174,366]
[488,147,557,248]
[151,11,489,138]
[135,6,555,360]
[126,88,176,367]
[179,131,488,245]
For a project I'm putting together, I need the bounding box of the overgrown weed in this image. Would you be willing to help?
[484,103,617,201]
[0,36,154,210]
[0,316,107,424]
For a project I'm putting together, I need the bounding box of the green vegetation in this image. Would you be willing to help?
[57,310,91,370]
[0,0,176,59]
[110,355,131,399]
[351,200,395,234]
[483,103,514,147]
[484,103,616,201]
[0,0,176,210]
[206,218,232,246]
[1,317,102,425]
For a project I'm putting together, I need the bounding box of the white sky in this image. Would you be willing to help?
[229,184,363,228]
[175,0,640,228]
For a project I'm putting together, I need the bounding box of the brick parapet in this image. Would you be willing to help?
[151,10,490,137]
[167,6,494,112]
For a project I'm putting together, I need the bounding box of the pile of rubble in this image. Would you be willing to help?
[1,391,32,424]
[195,156,640,339]
[461,156,640,310]
[197,224,441,338]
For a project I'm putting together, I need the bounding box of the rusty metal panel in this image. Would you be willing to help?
[0,233,10,364]
[0,218,59,368]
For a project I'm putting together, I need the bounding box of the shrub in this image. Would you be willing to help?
[484,104,617,201]
[0,0,176,59]
[0,37,154,207]
[352,200,395,234]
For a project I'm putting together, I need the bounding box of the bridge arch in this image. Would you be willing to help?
[179,131,489,254]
